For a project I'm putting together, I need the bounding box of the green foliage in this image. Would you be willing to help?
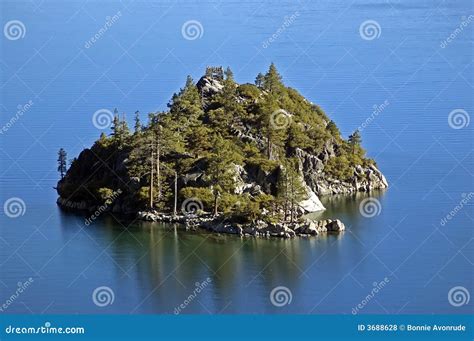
[324,155,354,181]
[238,83,261,100]
[348,129,362,152]
[110,110,130,148]
[247,156,279,174]
[326,120,340,137]
[97,187,114,203]
[263,63,284,95]
[136,187,151,206]
[180,187,214,211]
[255,73,264,88]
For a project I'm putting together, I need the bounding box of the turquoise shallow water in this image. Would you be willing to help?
[0,0,473,314]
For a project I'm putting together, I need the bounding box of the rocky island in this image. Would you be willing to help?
[56,65,387,238]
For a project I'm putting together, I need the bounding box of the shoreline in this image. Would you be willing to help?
[57,197,345,239]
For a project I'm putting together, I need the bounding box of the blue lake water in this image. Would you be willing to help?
[0,0,473,314]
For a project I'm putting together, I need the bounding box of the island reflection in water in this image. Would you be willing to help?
[54,191,384,314]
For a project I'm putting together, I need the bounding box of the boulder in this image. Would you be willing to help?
[326,219,345,232]
[294,220,319,235]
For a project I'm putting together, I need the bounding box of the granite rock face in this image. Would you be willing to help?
[295,146,388,196]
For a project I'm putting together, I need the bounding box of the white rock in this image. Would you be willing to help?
[298,187,325,213]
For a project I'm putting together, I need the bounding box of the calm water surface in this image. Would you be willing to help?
[0,0,473,314]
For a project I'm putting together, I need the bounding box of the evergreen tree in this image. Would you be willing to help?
[258,96,286,159]
[207,134,242,216]
[168,76,204,149]
[348,129,362,154]
[134,110,141,133]
[263,63,283,95]
[209,66,244,132]
[111,111,120,139]
[168,76,203,120]
[255,72,264,88]
[57,148,67,179]
[120,113,130,137]
[110,110,130,149]
[277,158,306,223]
[326,120,340,137]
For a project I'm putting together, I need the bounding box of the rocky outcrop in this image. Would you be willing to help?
[196,76,224,108]
[294,147,388,196]
[136,211,345,239]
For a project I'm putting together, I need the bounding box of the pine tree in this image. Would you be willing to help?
[210,66,243,132]
[110,110,130,149]
[255,72,264,88]
[134,110,141,133]
[348,129,362,154]
[57,148,67,179]
[120,113,130,137]
[168,75,204,149]
[284,158,306,223]
[168,76,203,120]
[326,120,340,137]
[263,63,283,95]
[258,96,286,159]
[111,112,120,139]
[207,134,242,216]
